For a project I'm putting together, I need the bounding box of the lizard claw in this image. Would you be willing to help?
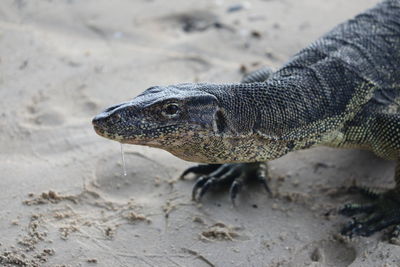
[198,177,217,201]
[229,179,244,206]
[185,162,271,204]
[339,188,400,237]
[192,176,209,201]
[256,163,271,194]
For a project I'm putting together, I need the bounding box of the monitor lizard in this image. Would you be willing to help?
[92,0,400,237]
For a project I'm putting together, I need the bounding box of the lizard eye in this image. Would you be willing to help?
[162,103,180,118]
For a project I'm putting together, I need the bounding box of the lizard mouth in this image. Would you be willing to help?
[93,123,192,142]
[93,125,103,135]
[93,125,124,142]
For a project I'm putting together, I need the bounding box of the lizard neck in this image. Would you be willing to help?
[200,67,374,149]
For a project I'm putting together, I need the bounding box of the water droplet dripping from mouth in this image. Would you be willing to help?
[120,143,127,176]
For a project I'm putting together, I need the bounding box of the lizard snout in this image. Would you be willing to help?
[92,113,106,127]
[92,102,126,128]
[92,113,110,135]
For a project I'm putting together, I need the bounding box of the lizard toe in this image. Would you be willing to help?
[181,164,222,179]
[192,167,241,201]
[256,162,271,194]
[192,176,210,201]
[229,177,244,205]
[339,203,376,217]
[348,185,381,200]
[189,162,271,203]
[340,188,400,237]
[198,177,218,201]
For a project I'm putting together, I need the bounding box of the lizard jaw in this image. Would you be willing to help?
[93,125,124,142]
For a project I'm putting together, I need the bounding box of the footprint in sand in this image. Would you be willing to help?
[24,91,66,127]
[160,10,220,33]
[26,105,66,126]
[164,56,211,74]
[293,238,356,266]
[24,84,99,127]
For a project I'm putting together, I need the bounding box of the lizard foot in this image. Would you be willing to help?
[181,162,270,204]
[339,187,400,237]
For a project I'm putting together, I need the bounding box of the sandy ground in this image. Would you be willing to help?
[1,0,400,266]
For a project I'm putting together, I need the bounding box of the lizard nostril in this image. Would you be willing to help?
[110,113,121,123]
[92,114,106,126]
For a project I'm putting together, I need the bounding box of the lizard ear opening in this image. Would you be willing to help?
[213,109,227,134]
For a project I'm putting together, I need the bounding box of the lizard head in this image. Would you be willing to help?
[92,83,225,162]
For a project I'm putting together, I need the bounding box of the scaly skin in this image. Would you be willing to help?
[93,0,400,237]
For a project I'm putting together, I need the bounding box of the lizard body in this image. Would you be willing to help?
[93,0,400,237]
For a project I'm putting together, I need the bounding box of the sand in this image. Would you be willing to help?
[1,0,399,266]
